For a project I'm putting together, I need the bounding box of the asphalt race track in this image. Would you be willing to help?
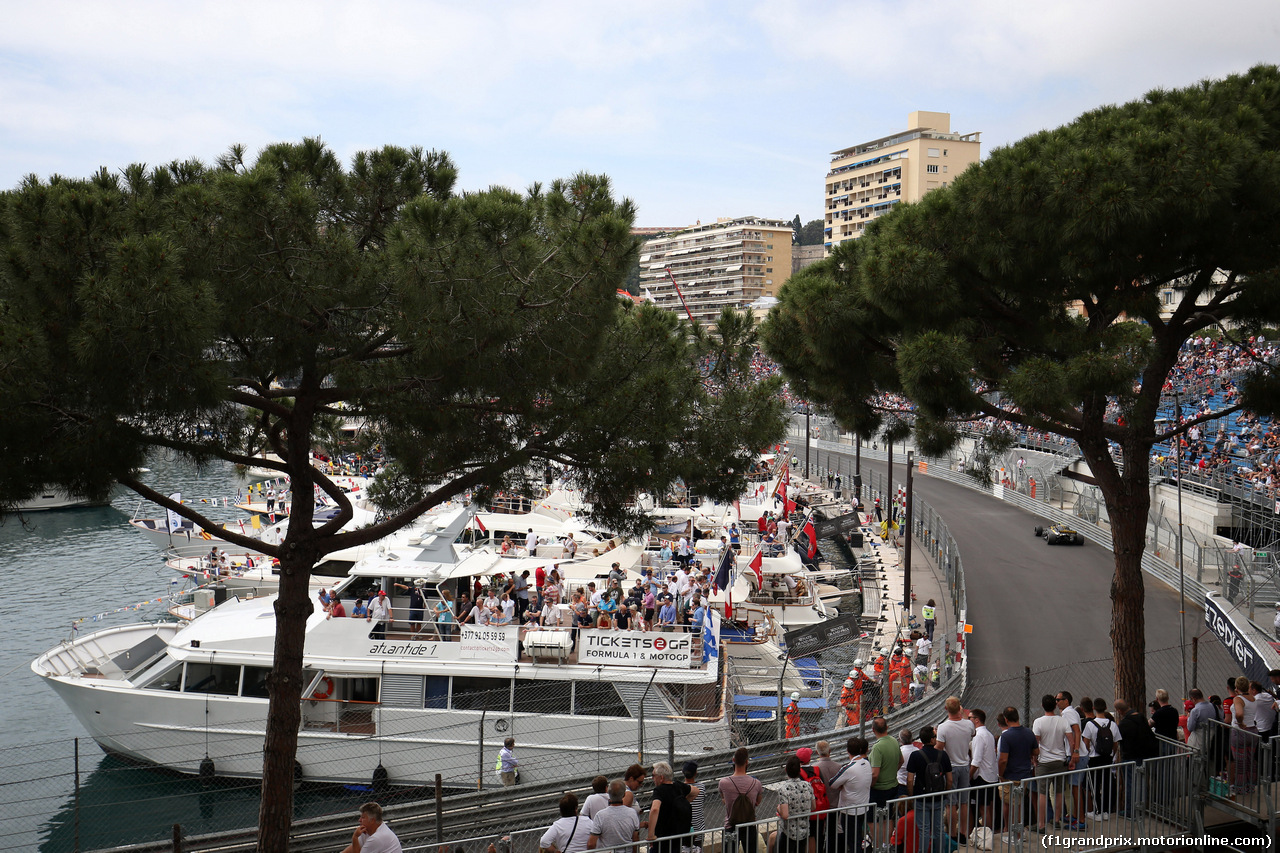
[824,452,1238,690]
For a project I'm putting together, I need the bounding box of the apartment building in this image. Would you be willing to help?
[637,217,794,325]
[824,111,980,254]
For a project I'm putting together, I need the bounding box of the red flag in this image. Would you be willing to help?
[781,466,795,515]
[804,520,818,559]
[747,548,764,587]
[475,515,487,533]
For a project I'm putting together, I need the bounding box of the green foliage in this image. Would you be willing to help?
[0,140,784,535]
[798,219,825,246]
[764,65,1280,707]
[764,65,1280,455]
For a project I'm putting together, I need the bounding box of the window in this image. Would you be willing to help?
[942,165,948,173]
[242,666,272,698]
[943,149,948,156]
[135,659,183,691]
[184,663,241,695]
[451,676,510,711]
[927,164,939,174]
[515,679,572,714]
[425,676,449,708]
[927,148,940,157]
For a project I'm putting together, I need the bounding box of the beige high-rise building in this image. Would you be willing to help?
[637,216,794,325]
[824,111,980,254]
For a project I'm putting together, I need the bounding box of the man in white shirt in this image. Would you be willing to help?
[674,565,690,596]
[588,780,641,850]
[342,802,402,853]
[676,536,691,567]
[1055,691,1085,829]
[896,729,919,795]
[526,528,539,555]
[1031,695,1071,834]
[915,635,932,666]
[1255,682,1278,741]
[581,776,610,820]
[367,590,392,640]
[968,709,999,832]
[936,696,975,843]
[826,736,873,848]
[776,517,790,544]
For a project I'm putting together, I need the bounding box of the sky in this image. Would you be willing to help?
[1,1,1278,227]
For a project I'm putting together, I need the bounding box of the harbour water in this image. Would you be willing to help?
[3,461,858,851]
[0,457,371,852]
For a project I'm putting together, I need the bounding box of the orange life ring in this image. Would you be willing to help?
[360,465,369,473]
[313,676,334,700]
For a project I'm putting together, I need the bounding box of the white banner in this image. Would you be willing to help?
[361,625,518,662]
[166,493,183,533]
[579,630,694,668]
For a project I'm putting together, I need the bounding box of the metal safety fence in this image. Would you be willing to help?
[411,749,1216,853]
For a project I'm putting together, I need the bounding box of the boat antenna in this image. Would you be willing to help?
[372,662,388,793]
[199,682,215,782]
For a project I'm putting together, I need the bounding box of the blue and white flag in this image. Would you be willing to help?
[701,605,720,664]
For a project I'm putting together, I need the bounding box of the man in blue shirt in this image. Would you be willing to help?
[997,707,1039,840]
[658,598,678,631]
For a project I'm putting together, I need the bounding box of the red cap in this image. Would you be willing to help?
[378,590,387,596]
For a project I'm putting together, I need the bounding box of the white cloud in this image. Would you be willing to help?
[0,0,1276,223]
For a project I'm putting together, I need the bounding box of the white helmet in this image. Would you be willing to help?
[881,648,890,657]
[844,679,854,688]
[853,659,865,669]
[791,692,800,701]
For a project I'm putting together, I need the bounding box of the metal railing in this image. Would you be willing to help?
[423,750,1207,853]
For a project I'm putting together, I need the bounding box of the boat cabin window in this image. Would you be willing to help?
[450,676,510,712]
[314,559,355,579]
[339,576,383,604]
[574,681,631,718]
[132,659,183,691]
[514,679,571,714]
[425,676,448,709]
[242,666,272,698]
[184,662,241,695]
[347,677,379,703]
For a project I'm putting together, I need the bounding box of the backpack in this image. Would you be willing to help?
[799,766,830,813]
[919,749,948,794]
[727,778,757,827]
[1089,719,1115,763]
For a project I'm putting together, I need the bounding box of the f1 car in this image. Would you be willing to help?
[1034,523,1085,545]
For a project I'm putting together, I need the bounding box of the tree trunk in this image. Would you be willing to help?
[256,549,316,853]
[1105,479,1149,711]
[1081,439,1152,712]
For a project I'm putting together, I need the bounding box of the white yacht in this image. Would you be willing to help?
[690,539,833,633]
[33,510,726,787]
[129,482,379,558]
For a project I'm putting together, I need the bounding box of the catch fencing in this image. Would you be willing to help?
[406,749,1216,853]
